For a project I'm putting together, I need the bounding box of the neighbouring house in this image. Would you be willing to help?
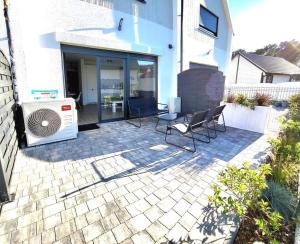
[0,0,233,126]
[228,52,300,85]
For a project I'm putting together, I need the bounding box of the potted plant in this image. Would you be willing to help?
[221,93,272,133]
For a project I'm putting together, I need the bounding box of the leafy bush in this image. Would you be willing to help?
[262,180,298,222]
[226,94,235,103]
[255,93,271,106]
[268,117,300,188]
[289,93,300,121]
[209,162,283,242]
[234,94,255,110]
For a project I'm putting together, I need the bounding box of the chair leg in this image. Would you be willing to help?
[126,116,142,128]
[191,123,211,143]
[165,127,196,153]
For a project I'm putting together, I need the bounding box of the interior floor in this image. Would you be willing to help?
[78,104,123,125]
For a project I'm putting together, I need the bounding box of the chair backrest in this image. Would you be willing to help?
[128,97,157,111]
[189,110,209,130]
[211,105,226,120]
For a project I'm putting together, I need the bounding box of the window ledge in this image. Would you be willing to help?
[197,27,218,39]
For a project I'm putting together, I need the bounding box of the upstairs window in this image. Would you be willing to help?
[199,5,219,37]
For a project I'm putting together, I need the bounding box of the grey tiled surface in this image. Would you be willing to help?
[0,118,270,243]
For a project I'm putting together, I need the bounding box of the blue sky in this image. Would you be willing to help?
[227,0,300,51]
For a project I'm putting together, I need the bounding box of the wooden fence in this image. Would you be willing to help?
[0,50,18,202]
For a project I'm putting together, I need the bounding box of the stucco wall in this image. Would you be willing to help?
[5,0,176,105]
[181,0,233,76]
[230,55,264,84]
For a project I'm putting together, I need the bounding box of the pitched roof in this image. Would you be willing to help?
[241,53,300,75]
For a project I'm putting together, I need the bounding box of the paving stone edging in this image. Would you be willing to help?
[294,174,300,244]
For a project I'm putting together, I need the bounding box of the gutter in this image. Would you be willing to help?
[180,0,183,72]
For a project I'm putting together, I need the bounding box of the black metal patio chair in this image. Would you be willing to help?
[206,105,226,139]
[165,110,210,152]
[127,97,169,128]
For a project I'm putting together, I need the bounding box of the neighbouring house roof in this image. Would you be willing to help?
[240,53,300,75]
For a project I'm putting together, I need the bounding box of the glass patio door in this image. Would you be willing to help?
[99,57,125,121]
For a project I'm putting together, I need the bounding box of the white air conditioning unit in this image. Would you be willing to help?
[22,98,78,147]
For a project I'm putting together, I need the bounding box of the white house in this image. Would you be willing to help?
[228,52,300,84]
[0,0,233,125]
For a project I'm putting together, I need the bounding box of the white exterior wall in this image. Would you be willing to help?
[272,74,291,84]
[0,0,233,105]
[0,1,9,60]
[4,0,176,105]
[181,0,233,76]
[229,55,264,84]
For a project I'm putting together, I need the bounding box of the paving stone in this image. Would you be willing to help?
[43,202,65,218]
[153,188,170,200]
[99,201,120,217]
[179,212,197,231]
[173,199,191,216]
[144,206,164,223]
[69,230,86,244]
[82,221,104,242]
[126,214,151,233]
[0,219,17,235]
[61,208,76,223]
[86,196,105,210]
[75,215,88,230]
[85,208,102,224]
[100,213,120,231]
[166,223,188,242]
[94,230,117,244]
[188,202,203,219]
[11,223,36,243]
[157,197,176,212]
[54,220,76,240]
[146,221,168,242]
[131,230,154,244]
[42,228,56,244]
[145,194,160,206]
[112,223,132,243]
[44,213,62,230]
[75,203,89,216]
[158,210,180,230]
[115,208,132,223]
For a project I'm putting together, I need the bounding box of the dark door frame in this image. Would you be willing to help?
[61,45,158,123]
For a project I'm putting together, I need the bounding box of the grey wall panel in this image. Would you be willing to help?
[178,68,225,115]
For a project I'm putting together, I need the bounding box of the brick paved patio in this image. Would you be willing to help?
[0,119,270,244]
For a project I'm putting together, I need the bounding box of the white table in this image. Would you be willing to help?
[111,100,124,113]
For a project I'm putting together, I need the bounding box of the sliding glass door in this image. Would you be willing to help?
[99,57,125,121]
[62,45,157,124]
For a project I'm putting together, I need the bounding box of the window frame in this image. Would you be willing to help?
[199,5,219,37]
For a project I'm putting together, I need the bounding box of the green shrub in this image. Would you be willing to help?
[262,180,298,221]
[234,94,255,110]
[209,162,283,242]
[289,93,300,121]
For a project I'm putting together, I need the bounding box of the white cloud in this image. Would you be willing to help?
[232,0,300,51]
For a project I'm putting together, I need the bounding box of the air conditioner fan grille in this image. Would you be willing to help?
[27,109,61,137]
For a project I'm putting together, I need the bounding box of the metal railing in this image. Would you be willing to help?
[224,84,300,101]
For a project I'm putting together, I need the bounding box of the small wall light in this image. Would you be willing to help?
[118,18,124,31]
[168,44,173,49]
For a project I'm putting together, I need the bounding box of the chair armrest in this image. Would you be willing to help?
[190,120,206,131]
